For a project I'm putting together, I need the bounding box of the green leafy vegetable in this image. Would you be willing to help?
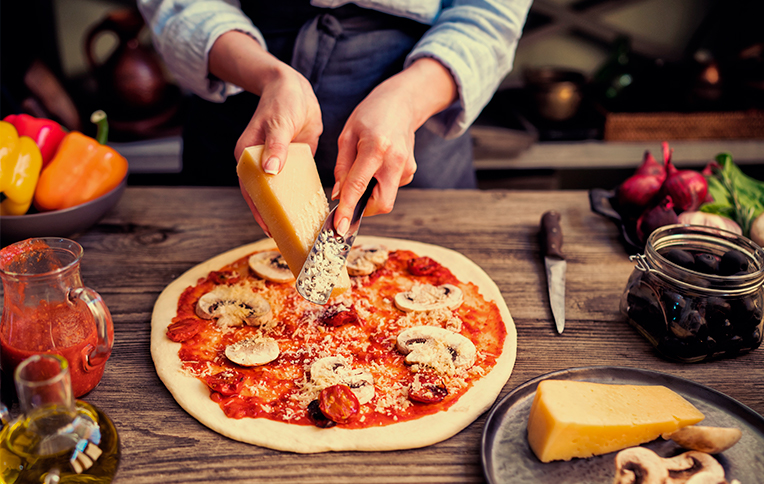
[701,153,764,236]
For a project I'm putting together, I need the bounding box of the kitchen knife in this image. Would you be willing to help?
[296,179,377,305]
[540,210,566,334]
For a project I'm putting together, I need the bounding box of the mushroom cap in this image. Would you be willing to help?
[664,451,725,482]
[664,426,742,454]
[396,325,476,374]
[613,446,669,484]
[196,284,272,327]
[310,356,375,405]
[343,368,375,405]
[248,251,295,283]
[225,337,280,366]
[394,283,463,312]
[346,245,388,276]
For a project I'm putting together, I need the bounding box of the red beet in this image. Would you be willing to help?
[618,149,667,211]
[617,173,664,212]
[635,150,666,178]
[662,148,708,213]
[617,150,667,212]
[637,195,678,243]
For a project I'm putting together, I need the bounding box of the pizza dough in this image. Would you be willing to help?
[151,236,517,453]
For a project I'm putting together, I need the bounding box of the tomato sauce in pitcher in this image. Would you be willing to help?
[0,238,113,397]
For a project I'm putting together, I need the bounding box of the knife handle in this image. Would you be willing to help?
[541,210,565,260]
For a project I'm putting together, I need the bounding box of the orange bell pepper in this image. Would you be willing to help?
[34,111,128,211]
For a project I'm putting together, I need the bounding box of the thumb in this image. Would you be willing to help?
[260,137,290,175]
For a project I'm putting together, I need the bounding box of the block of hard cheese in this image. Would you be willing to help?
[527,380,704,463]
[237,143,350,295]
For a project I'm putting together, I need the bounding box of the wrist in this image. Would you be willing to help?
[209,31,288,96]
[400,57,458,127]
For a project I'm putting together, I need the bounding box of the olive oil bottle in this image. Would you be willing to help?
[0,401,119,483]
[0,355,120,483]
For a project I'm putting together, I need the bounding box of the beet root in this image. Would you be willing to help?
[637,195,679,243]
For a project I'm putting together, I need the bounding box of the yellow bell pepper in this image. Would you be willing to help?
[0,121,43,215]
[34,111,128,211]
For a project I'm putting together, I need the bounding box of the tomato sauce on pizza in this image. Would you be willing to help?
[164,246,507,430]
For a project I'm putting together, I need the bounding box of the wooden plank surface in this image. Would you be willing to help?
[8,187,762,483]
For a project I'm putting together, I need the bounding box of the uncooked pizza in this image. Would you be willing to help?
[151,236,516,453]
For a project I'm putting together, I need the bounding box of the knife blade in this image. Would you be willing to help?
[540,210,566,334]
[296,179,377,305]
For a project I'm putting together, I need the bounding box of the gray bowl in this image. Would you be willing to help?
[0,177,127,245]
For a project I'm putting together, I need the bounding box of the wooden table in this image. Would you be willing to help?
[10,187,764,483]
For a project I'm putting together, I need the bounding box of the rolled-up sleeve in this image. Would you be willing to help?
[138,0,267,102]
[406,0,532,138]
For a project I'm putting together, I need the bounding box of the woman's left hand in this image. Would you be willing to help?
[331,58,457,236]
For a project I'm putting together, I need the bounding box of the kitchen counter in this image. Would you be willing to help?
[8,187,762,483]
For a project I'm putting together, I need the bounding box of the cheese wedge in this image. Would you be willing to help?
[527,380,704,463]
[237,143,350,296]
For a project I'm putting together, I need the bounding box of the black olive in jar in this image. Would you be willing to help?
[620,225,764,362]
[694,253,719,274]
[720,250,749,276]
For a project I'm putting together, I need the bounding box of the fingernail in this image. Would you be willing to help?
[331,182,340,200]
[337,217,350,237]
[263,156,279,174]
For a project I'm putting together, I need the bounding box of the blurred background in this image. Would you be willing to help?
[2,0,763,189]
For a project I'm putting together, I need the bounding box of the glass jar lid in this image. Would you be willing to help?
[637,224,764,296]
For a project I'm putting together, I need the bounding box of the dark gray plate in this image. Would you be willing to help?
[481,366,764,483]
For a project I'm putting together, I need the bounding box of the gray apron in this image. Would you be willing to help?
[180,3,476,189]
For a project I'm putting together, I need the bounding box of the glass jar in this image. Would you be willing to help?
[620,224,764,362]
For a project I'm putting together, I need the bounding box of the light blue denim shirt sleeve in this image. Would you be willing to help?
[138,0,532,137]
[406,0,533,138]
[137,0,267,102]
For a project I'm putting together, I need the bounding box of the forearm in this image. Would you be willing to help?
[405,0,533,137]
[388,57,458,130]
[138,0,267,102]
[209,30,287,96]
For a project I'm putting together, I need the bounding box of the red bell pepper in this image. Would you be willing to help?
[3,114,67,167]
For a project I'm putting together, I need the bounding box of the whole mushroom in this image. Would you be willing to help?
[664,426,742,454]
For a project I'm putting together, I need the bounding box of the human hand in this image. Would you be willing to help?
[331,81,418,235]
[234,66,323,235]
[331,58,457,236]
[209,31,324,235]
[233,65,323,172]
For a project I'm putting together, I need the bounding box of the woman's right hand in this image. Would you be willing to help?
[235,65,323,235]
[209,30,323,235]
[232,64,323,171]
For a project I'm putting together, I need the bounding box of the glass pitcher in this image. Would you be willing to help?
[0,238,114,397]
[0,354,120,483]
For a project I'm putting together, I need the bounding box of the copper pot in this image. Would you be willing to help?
[85,8,168,117]
[524,68,585,122]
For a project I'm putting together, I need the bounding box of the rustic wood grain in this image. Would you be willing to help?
[9,187,762,483]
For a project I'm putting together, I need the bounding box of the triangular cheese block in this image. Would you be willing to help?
[237,143,350,297]
[527,380,704,462]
